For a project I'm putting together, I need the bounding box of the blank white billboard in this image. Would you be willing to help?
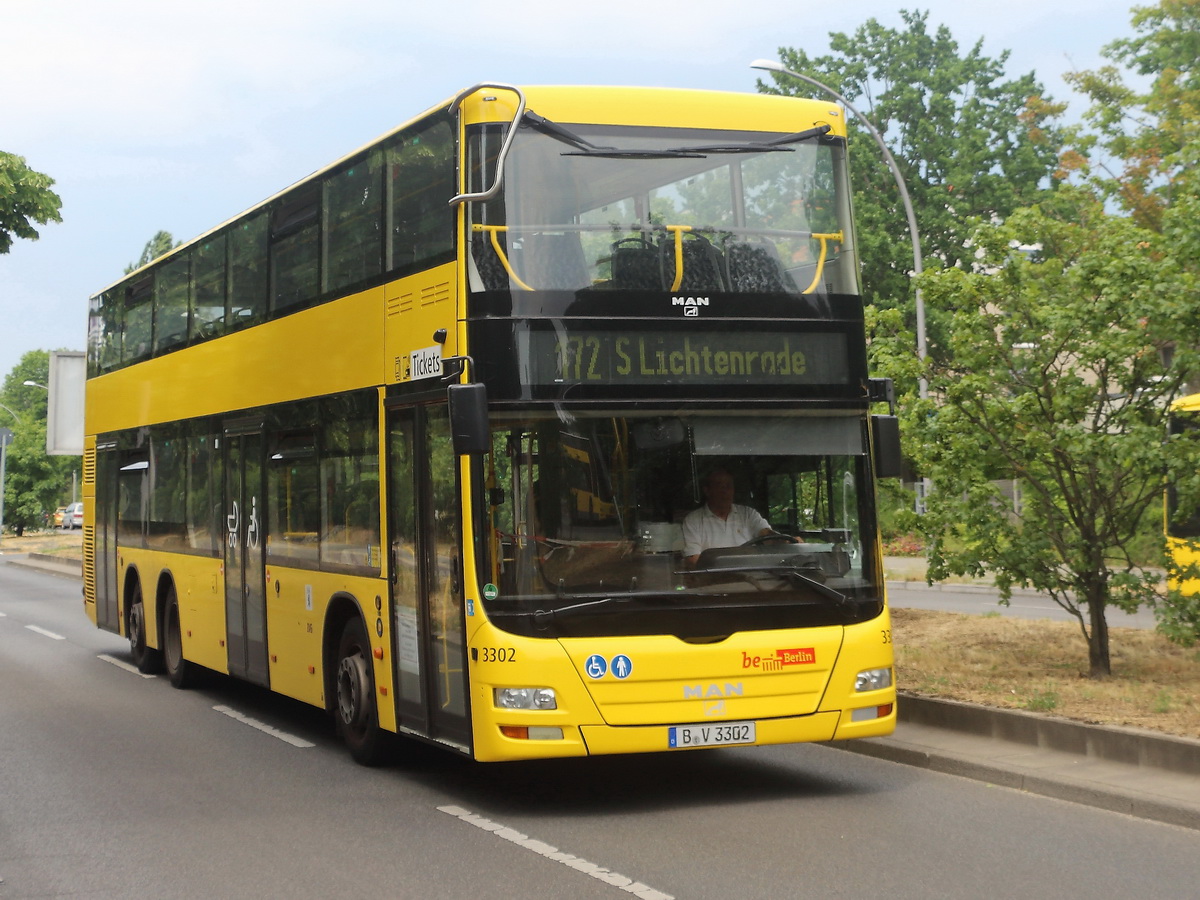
[47,351,85,456]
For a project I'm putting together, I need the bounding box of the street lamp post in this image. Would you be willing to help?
[750,59,930,509]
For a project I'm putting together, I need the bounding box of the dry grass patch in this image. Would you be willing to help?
[0,531,83,558]
[893,607,1200,739]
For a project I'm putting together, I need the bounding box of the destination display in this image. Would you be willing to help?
[527,329,852,386]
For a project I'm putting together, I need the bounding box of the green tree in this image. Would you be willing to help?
[758,10,1067,349]
[885,193,1200,677]
[0,152,63,254]
[1066,0,1200,232]
[125,230,178,273]
[1,351,81,534]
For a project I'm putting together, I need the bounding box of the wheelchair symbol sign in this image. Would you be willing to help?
[585,654,607,679]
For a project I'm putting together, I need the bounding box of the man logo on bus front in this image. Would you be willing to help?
[673,296,708,317]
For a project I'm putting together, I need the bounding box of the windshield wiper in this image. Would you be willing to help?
[524,110,701,158]
[561,124,832,159]
[523,110,617,153]
[666,123,833,155]
[684,562,851,609]
[532,589,684,626]
[562,148,706,159]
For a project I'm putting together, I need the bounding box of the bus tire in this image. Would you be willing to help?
[334,618,388,766]
[128,579,163,675]
[163,584,200,689]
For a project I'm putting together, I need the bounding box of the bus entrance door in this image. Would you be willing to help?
[223,428,269,686]
[387,404,471,753]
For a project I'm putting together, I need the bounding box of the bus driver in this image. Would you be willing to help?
[682,467,783,566]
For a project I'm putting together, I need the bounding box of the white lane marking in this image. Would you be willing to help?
[98,654,156,678]
[438,805,673,899]
[212,705,315,748]
[26,624,65,640]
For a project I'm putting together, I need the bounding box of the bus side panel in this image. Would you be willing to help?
[266,565,394,727]
[383,262,458,385]
[171,553,229,675]
[117,548,228,673]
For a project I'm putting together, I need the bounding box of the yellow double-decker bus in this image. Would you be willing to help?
[83,83,900,763]
[1167,394,1200,597]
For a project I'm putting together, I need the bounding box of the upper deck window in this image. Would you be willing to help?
[466,121,858,299]
[270,186,320,314]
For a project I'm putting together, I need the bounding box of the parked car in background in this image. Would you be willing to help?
[63,502,84,530]
[53,506,68,528]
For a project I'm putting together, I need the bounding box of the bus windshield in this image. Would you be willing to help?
[482,411,880,639]
[467,120,859,298]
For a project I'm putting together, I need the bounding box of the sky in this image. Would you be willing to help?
[0,0,1146,383]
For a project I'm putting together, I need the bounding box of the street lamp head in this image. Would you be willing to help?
[749,59,786,74]
[23,380,47,390]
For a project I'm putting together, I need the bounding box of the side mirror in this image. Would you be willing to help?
[871,415,902,480]
[448,383,490,455]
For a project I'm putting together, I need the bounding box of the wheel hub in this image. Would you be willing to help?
[337,652,370,728]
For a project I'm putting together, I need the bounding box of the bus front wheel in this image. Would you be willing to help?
[334,618,388,766]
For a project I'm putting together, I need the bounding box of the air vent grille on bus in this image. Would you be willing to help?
[83,525,96,604]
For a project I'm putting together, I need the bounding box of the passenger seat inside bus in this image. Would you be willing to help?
[515,232,589,291]
[610,238,662,291]
[724,239,799,293]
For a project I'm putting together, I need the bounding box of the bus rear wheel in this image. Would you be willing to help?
[335,618,387,766]
[163,585,200,689]
[129,581,162,674]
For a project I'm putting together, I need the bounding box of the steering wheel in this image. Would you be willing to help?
[741,531,795,547]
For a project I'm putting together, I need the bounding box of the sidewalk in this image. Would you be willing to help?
[835,694,1200,831]
[7,551,83,578]
[9,551,1199,830]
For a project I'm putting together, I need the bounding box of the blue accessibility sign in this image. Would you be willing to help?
[584,654,607,679]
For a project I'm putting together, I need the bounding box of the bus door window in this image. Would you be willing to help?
[225,429,268,686]
[387,406,469,747]
[426,407,467,724]
[388,412,425,726]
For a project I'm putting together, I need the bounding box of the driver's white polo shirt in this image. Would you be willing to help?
[681,504,770,559]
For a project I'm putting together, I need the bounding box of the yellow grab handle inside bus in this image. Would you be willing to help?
[802,231,843,295]
[473,224,535,292]
[665,224,693,292]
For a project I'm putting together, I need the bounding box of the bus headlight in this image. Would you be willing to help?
[854,668,893,692]
[494,687,557,710]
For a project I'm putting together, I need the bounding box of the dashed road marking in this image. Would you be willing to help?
[25,624,65,640]
[98,654,157,678]
[212,704,315,748]
[438,805,673,899]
